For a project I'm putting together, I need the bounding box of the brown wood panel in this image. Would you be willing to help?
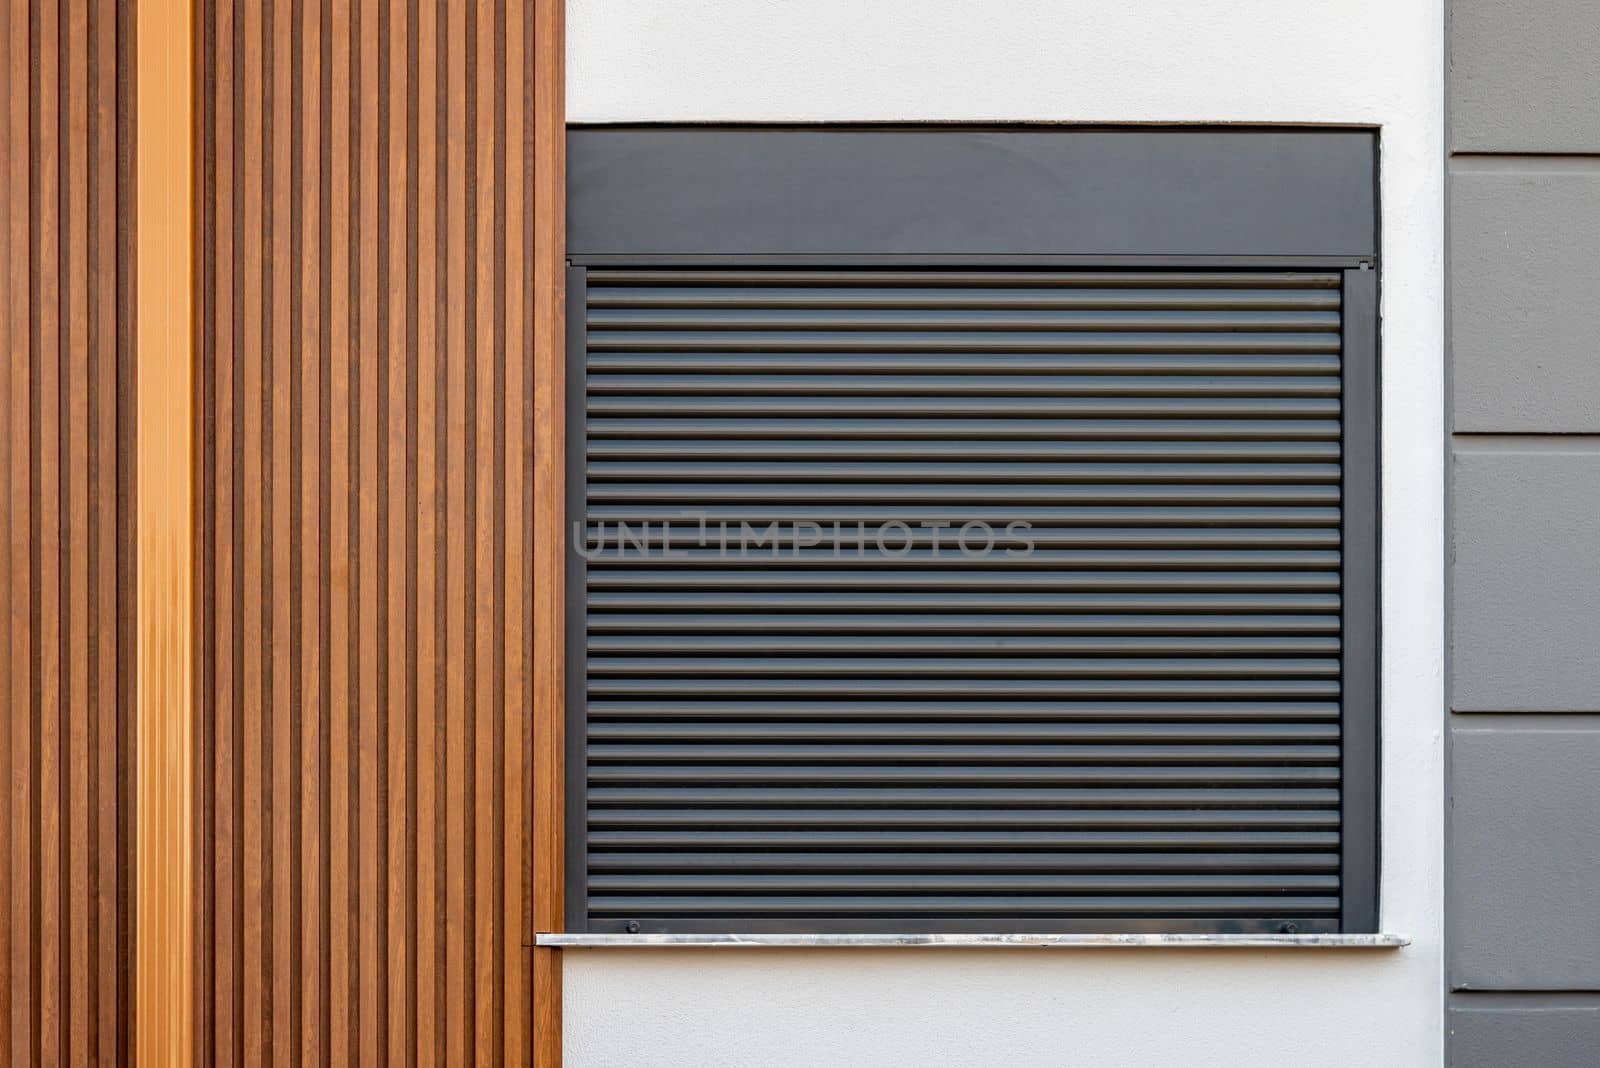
[195,0,563,1062]
[530,0,564,1064]
[2,1,135,1063]
[134,0,196,1056]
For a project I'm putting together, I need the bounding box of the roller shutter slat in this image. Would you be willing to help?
[587,396,1338,417]
[591,635,1341,654]
[584,552,1345,572]
[586,681,1341,700]
[586,509,1341,527]
[589,355,1343,377]
[588,851,1340,871]
[589,375,1342,396]
[588,461,1343,482]
[589,810,1341,829]
[588,417,1342,439]
[587,656,1340,678]
[587,614,1342,633]
[587,722,1339,741]
[575,267,1351,933]
[585,571,1339,590]
[585,269,1344,288]
[585,896,1343,916]
[586,440,1343,459]
[590,787,1341,806]
[588,592,1342,611]
[589,765,1339,784]
[590,635,1341,654]
[586,700,1342,719]
[588,832,1342,850]
[587,285,1342,309]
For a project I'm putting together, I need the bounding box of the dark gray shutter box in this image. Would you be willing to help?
[565,128,1379,936]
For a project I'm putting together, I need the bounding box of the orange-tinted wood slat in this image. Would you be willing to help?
[194,0,562,1062]
[530,0,565,1063]
[2,1,135,1064]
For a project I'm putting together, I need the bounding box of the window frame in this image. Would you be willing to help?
[562,127,1381,935]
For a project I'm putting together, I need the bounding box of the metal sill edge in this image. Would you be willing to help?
[537,933,1410,949]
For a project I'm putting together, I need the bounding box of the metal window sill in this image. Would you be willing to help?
[538,933,1409,949]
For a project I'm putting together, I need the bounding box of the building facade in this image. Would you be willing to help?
[0,1,1596,1064]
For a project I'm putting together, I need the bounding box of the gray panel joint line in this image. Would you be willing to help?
[536,933,1411,948]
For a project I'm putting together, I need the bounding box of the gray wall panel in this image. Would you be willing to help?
[1450,165,1600,432]
[1450,724,1600,989]
[1451,447,1600,711]
[1450,996,1600,1067]
[1449,0,1600,152]
[1448,1,1600,1060]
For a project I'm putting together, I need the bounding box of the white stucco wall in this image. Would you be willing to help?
[564,3,1445,1065]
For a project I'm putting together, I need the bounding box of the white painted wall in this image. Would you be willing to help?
[564,2,1445,1064]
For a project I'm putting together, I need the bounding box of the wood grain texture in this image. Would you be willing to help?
[529,0,564,1064]
[136,0,197,1060]
[195,0,562,1061]
[2,0,136,1063]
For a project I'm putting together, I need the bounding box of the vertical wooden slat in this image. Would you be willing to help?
[270,0,298,1057]
[64,5,93,1060]
[326,0,354,1058]
[356,0,383,1055]
[90,0,121,1058]
[299,0,327,1061]
[472,0,498,1061]
[531,0,566,1063]
[238,1,266,1061]
[0,1,24,1059]
[11,3,39,1058]
[211,0,241,1055]
[384,0,413,1061]
[193,0,215,1056]
[0,0,13,1045]
[136,0,196,1058]
[36,2,66,1059]
[502,0,527,1057]
[413,0,441,1057]
[443,0,469,1059]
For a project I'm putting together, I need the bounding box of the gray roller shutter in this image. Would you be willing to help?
[566,263,1377,934]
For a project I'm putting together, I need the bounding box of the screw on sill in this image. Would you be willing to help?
[625,920,641,934]
[1280,922,1300,934]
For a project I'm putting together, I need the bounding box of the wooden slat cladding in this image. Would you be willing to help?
[195,0,556,1062]
[0,0,136,1064]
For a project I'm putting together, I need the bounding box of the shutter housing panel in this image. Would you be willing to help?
[571,267,1360,934]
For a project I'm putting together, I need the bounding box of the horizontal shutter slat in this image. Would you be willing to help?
[588,353,1343,374]
[586,700,1342,718]
[589,330,1340,353]
[589,765,1340,784]
[588,832,1342,850]
[585,269,1345,288]
[587,285,1342,310]
[585,896,1343,916]
[588,851,1341,871]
